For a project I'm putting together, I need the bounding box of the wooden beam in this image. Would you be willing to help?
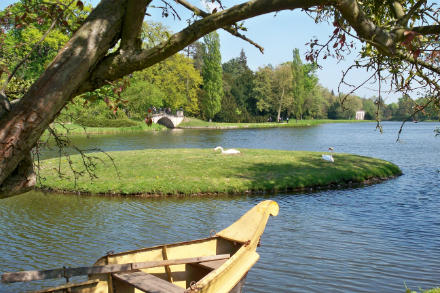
[162,245,174,283]
[2,254,230,284]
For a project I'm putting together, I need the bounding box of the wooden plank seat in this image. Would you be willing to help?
[195,258,228,271]
[112,271,186,293]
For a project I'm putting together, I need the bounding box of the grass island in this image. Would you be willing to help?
[37,148,401,196]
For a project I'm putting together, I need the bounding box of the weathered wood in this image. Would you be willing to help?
[1,264,131,283]
[30,279,100,293]
[112,271,186,293]
[131,254,230,270]
[162,245,173,283]
[68,263,132,278]
[2,254,230,283]
[2,268,64,283]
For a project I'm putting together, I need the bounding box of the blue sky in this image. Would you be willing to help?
[1,0,403,104]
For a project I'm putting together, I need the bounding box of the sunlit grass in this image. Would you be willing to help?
[37,148,401,196]
[406,286,440,293]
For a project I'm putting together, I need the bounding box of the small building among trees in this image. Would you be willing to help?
[355,110,365,120]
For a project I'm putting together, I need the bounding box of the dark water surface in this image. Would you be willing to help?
[1,122,440,292]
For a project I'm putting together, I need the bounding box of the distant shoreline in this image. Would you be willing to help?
[44,118,439,136]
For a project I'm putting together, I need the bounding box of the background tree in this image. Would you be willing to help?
[291,49,305,120]
[183,41,204,73]
[337,94,363,119]
[254,64,294,121]
[201,31,223,120]
[238,48,249,70]
[362,97,378,120]
[253,65,274,114]
[302,85,325,119]
[120,76,165,117]
[137,53,202,114]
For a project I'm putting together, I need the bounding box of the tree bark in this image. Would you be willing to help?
[0,96,35,198]
[0,0,128,196]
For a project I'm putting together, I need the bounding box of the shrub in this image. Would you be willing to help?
[76,116,138,128]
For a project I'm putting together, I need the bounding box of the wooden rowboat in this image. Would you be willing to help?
[2,200,279,293]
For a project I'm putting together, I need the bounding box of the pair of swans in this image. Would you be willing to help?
[322,147,334,162]
[213,146,240,154]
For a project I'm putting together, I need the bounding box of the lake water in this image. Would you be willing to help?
[1,121,439,292]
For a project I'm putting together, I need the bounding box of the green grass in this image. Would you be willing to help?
[45,119,166,135]
[178,117,369,128]
[37,148,401,196]
[406,287,440,293]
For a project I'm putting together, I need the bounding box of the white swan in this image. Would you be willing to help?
[214,146,240,154]
[322,147,334,162]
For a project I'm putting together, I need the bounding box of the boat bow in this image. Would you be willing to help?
[192,200,279,293]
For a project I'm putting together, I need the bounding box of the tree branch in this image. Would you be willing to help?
[120,0,152,51]
[394,50,440,75]
[396,0,427,27]
[386,0,405,20]
[176,0,264,53]
[80,0,327,94]
[335,0,398,55]
[410,24,440,35]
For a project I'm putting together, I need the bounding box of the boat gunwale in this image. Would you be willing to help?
[95,236,244,265]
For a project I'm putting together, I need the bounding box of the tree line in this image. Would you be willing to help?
[2,10,437,128]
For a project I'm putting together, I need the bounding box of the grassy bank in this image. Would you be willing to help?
[45,119,167,135]
[44,117,369,135]
[177,117,368,129]
[407,287,440,293]
[37,148,401,196]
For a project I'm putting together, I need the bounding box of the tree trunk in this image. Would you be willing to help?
[0,96,35,198]
[0,0,128,198]
[277,88,285,122]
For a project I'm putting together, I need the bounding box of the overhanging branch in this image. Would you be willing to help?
[394,50,440,75]
[78,0,327,94]
[386,0,405,19]
[411,25,440,35]
[176,0,264,53]
[396,0,427,27]
[120,0,152,51]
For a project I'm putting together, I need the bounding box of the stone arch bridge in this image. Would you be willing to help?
[151,110,184,128]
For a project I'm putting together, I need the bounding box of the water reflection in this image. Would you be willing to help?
[1,121,440,293]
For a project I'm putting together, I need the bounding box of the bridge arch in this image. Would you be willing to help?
[151,111,184,128]
[156,116,175,128]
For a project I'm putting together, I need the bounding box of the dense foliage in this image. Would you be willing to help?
[0,0,92,99]
[201,31,223,120]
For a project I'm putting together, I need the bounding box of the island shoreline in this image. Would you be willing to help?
[37,174,402,198]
